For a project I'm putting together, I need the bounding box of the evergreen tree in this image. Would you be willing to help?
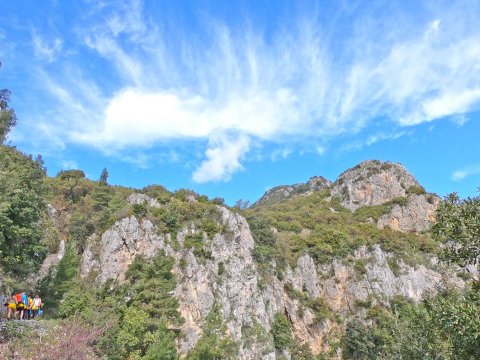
[99,167,109,185]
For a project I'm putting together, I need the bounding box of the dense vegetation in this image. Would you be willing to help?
[0,146,47,280]
[245,190,439,271]
[341,190,480,360]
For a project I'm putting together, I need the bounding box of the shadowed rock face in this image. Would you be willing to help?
[331,160,419,211]
[79,193,459,359]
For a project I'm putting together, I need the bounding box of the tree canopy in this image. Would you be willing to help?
[0,62,17,143]
[433,192,480,268]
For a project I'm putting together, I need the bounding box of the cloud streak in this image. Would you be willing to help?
[452,165,480,181]
[22,0,480,182]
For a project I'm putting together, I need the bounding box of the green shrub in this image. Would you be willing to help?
[188,304,237,359]
[354,259,367,275]
[272,313,293,350]
[387,258,401,277]
[406,185,426,196]
[57,169,86,180]
[132,203,148,217]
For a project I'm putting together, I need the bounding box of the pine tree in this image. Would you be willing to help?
[99,167,109,185]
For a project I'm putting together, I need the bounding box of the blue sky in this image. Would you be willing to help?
[1,0,480,205]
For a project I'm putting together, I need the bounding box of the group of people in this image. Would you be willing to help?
[3,292,43,321]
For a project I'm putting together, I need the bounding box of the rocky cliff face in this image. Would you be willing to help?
[331,160,419,211]
[253,176,332,207]
[80,192,459,358]
[377,194,440,232]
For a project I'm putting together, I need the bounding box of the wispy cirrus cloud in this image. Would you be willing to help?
[32,32,63,63]
[452,165,480,181]
[21,0,480,182]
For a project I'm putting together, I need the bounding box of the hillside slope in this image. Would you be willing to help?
[1,157,477,359]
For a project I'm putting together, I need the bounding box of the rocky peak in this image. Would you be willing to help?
[331,160,420,211]
[253,176,332,207]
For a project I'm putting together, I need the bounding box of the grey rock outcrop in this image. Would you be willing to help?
[253,176,332,207]
[81,207,276,359]
[127,193,161,208]
[37,240,65,280]
[331,160,419,211]
[80,216,166,283]
[377,194,440,232]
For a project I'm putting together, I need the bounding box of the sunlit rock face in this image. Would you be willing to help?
[78,193,460,358]
[331,160,419,211]
[377,194,440,232]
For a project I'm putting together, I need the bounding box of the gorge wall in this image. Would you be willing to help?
[75,160,461,359]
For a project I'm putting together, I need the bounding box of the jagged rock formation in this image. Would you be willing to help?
[127,192,161,208]
[253,176,331,207]
[81,199,276,358]
[80,217,166,283]
[331,160,419,211]
[377,194,440,232]
[79,193,460,358]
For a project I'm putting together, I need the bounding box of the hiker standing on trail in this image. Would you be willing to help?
[31,294,42,318]
[15,292,24,320]
[6,294,17,320]
[27,294,33,319]
[21,292,28,320]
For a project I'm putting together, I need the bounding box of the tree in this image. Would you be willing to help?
[234,199,250,210]
[0,62,17,143]
[0,146,47,277]
[432,192,480,268]
[99,167,109,185]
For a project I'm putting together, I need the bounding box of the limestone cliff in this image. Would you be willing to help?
[80,192,460,359]
[377,194,440,232]
[331,160,419,211]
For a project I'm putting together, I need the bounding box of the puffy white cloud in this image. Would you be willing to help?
[192,134,250,183]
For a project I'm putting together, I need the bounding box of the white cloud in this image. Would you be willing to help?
[452,165,480,181]
[365,131,409,146]
[341,131,410,153]
[271,148,292,161]
[32,32,63,63]
[193,134,250,183]
[28,0,480,182]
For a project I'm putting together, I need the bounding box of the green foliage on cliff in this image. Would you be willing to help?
[50,251,181,359]
[187,303,237,359]
[433,192,480,268]
[272,313,293,350]
[342,286,480,359]
[244,190,438,268]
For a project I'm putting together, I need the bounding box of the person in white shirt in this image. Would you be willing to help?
[31,294,42,318]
